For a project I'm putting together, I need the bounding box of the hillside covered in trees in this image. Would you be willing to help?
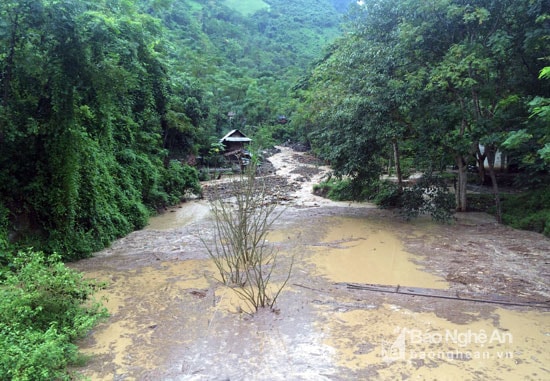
[0,0,549,260]
[0,0,352,259]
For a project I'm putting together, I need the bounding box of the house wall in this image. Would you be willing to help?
[224,141,244,152]
[479,144,506,169]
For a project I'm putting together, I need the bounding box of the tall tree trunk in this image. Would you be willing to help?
[455,156,468,212]
[486,145,502,223]
[387,145,392,175]
[392,138,403,190]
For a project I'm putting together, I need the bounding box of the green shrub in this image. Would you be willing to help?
[328,178,357,200]
[469,189,550,236]
[0,203,9,262]
[198,168,211,181]
[313,177,374,201]
[371,177,454,222]
[400,176,455,222]
[467,193,495,212]
[500,189,550,237]
[400,157,414,180]
[506,210,550,236]
[372,181,402,208]
[313,178,354,201]
[314,175,454,222]
[250,125,278,149]
[0,251,107,380]
[312,181,332,198]
[161,161,202,203]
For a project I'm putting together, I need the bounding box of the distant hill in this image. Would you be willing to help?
[158,0,349,132]
[223,0,270,15]
[330,0,356,13]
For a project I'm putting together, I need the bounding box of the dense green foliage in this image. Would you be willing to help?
[1,0,547,253]
[0,0,205,258]
[173,0,345,136]
[296,0,549,217]
[0,251,107,380]
[500,189,550,236]
[470,189,550,237]
[1,0,348,258]
[314,176,455,222]
[313,178,363,201]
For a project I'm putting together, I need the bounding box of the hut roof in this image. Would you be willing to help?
[220,129,252,143]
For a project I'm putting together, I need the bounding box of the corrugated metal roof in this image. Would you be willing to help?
[220,129,251,143]
[224,137,251,142]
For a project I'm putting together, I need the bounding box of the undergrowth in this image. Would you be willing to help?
[0,250,107,380]
[469,188,550,237]
[314,176,455,223]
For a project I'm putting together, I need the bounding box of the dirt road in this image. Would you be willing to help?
[72,147,550,380]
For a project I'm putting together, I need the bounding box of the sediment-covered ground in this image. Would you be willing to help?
[71,146,550,381]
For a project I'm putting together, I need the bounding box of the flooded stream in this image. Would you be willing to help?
[145,200,211,231]
[72,148,549,380]
[72,206,549,381]
[323,304,549,381]
[308,217,448,289]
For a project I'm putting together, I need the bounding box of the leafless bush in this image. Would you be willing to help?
[202,166,292,312]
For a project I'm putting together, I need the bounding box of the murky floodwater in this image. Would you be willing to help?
[78,259,218,378]
[309,217,448,289]
[145,200,211,230]
[73,205,549,380]
[323,304,549,380]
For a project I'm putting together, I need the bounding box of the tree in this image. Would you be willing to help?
[502,66,550,182]
[297,0,549,217]
[423,1,547,217]
[202,166,292,312]
[0,0,201,258]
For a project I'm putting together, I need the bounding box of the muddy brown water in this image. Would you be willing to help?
[71,202,549,381]
[145,200,211,231]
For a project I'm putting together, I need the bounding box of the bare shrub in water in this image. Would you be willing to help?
[203,165,292,312]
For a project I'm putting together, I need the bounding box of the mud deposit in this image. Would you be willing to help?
[72,147,550,380]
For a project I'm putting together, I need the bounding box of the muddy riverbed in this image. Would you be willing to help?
[72,147,550,380]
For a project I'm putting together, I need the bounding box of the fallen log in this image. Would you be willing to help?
[339,282,550,309]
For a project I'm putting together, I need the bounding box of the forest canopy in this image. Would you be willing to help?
[296,0,549,226]
[0,0,350,259]
[1,0,549,260]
